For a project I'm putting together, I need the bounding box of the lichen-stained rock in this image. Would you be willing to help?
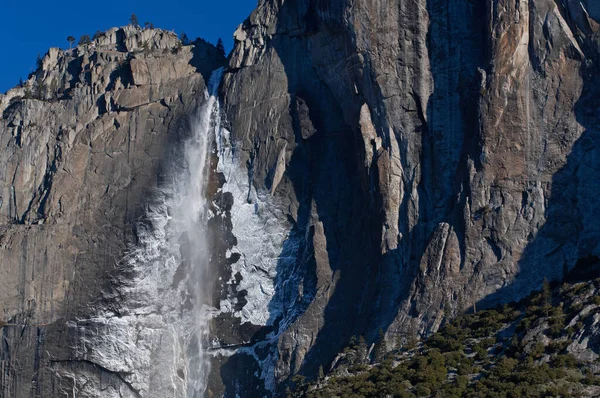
[0,26,224,397]
[215,0,600,395]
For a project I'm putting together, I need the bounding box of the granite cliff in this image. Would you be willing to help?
[214,0,600,395]
[0,26,225,397]
[1,0,600,396]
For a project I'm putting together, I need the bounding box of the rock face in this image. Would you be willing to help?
[0,26,224,397]
[212,0,600,395]
[2,1,600,397]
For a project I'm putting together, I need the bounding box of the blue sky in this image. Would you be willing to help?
[0,1,257,93]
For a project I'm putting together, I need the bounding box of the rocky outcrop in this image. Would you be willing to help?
[0,26,225,397]
[211,0,600,395]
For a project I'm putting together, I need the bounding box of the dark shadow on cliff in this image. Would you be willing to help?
[218,2,392,396]
[189,40,227,83]
[218,0,490,394]
[476,41,600,310]
[404,0,488,328]
[291,0,493,375]
[267,0,392,382]
[216,1,504,396]
[218,2,600,396]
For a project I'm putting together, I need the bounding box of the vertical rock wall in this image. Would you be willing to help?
[214,0,600,394]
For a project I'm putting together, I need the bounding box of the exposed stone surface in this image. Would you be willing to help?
[2,1,600,397]
[213,0,600,395]
[0,26,225,397]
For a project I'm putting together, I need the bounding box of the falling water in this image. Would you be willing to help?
[177,68,224,397]
[62,70,227,397]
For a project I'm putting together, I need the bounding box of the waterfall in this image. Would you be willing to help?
[67,64,288,396]
[60,68,226,398]
[180,68,224,397]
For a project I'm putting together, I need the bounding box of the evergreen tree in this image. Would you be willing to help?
[36,53,42,69]
[129,13,139,27]
[395,333,404,351]
[542,277,552,315]
[78,35,91,46]
[180,32,189,45]
[216,38,226,57]
[357,335,368,364]
[348,335,357,347]
[373,329,387,363]
[35,81,46,99]
[405,320,419,350]
[318,365,324,381]
[49,79,58,97]
[291,374,307,396]
[67,36,76,48]
[93,30,104,40]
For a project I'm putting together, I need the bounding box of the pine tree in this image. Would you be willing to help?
[49,79,58,97]
[129,14,139,27]
[291,374,306,396]
[395,333,404,351]
[406,320,419,350]
[35,81,46,100]
[443,299,453,320]
[216,38,226,58]
[180,32,189,45]
[348,335,357,347]
[373,329,387,363]
[542,277,552,315]
[67,36,76,48]
[78,35,91,46]
[357,335,368,364]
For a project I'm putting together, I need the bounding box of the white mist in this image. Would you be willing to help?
[179,68,224,397]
